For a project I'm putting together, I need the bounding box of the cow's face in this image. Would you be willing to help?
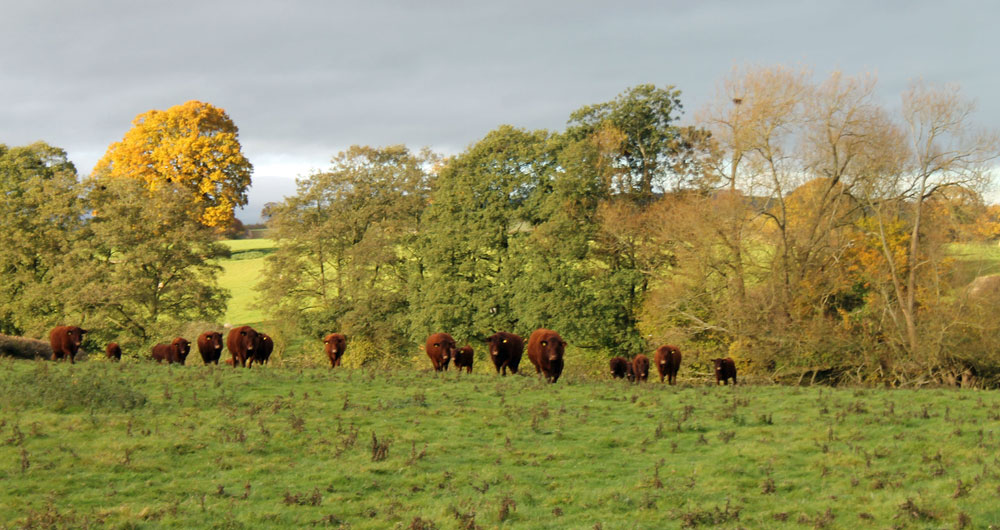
[67,327,87,347]
[637,363,648,378]
[209,332,223,352]
[487,334,510,360]
[240,328,259,352]
[433,339,454,362]
[539,336,565,362]
[174,338,191,361]
[712,358,724,373]
[324,334,345,357]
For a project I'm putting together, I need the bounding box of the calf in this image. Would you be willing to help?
[197,331,224,365]
[712,357,737,385]
[323,333,346,369]
[248,333,274,367]
[632,354,650,383]
[485,332,523,376]
[453,345,474,373]
[49,325,87,364]
[654,345,682,384]
[151,337,191,364]
[609,356,630,379]
[425,332,456,372]
[105,342,122,361]
[526,328,566,383]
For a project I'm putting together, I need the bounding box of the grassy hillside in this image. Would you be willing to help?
[1,359,998,528]
[218,239,275,326]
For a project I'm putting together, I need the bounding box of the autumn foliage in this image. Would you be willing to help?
[93,100,253,228]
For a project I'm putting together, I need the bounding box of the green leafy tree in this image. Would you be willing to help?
[0,142,86,337]
[408,126,557,344]
[567,84,713,200]
[74,178,230,347]
[260,145,434,360]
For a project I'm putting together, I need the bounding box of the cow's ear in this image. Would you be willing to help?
[81,329,88,334]
[561,341,567,347]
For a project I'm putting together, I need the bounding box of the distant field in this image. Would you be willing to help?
[218,239,276,326]
[1,360,998,528]
[948,241,1000,285]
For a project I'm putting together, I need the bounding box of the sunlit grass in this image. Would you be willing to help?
[1,359,998,528]
[218,238,275,326]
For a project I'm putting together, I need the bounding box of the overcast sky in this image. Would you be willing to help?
[1,1,996,222]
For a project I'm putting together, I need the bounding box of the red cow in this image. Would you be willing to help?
[323,333,346,369]
[609,356,630,379]
[248,333,274,367]
[226,326,259,367]
[485,332,523,376]
[49,326,87,364]
[654,345,682,384]
[105,342,122,361]
[526,328,566,383]
[632,354,650,382]
[197,331,224,365]
[453,345,474,373]
[425,333,456,372]
[151,337,191,364]
[712,357,737,385]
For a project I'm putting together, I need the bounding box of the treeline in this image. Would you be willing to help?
[0,143,228,349]
[260,68,1000,386]
[4,67,1000,386]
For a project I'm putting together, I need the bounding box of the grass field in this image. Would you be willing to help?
[217,239,275,326]
[1,359,999,529]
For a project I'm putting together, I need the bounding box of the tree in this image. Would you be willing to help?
[93,100,253,229]
[409,126,556,344]
[567,84,712,200]
[0,142,86,337]
[74,178,230,347]
[855,82,1000,361]
[259,145,435,361]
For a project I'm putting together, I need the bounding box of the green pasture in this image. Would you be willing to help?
[1,359,999,529]
[217,239,275,326]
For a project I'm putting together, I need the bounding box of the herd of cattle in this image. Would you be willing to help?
[45,325,740,384]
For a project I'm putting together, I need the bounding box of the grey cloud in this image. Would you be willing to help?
[1,0,997,222]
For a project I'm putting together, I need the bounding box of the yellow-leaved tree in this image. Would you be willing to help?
[93,100,253,228]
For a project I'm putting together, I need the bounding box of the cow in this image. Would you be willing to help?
[196,331,224,365]
[654,345,683,384]
[105,342,122,361]
[425,332,456,372]
[151,337,191,364]
[632,354,650,382]
[49,326,87,364]
[526,328,566,383]
[323,333,346,369]
[226,326,259,367]
[712,357,737,385]
[609,356,630,379]
[248,333,274,367]
[453,345,474,373]
[485,332,523,376]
